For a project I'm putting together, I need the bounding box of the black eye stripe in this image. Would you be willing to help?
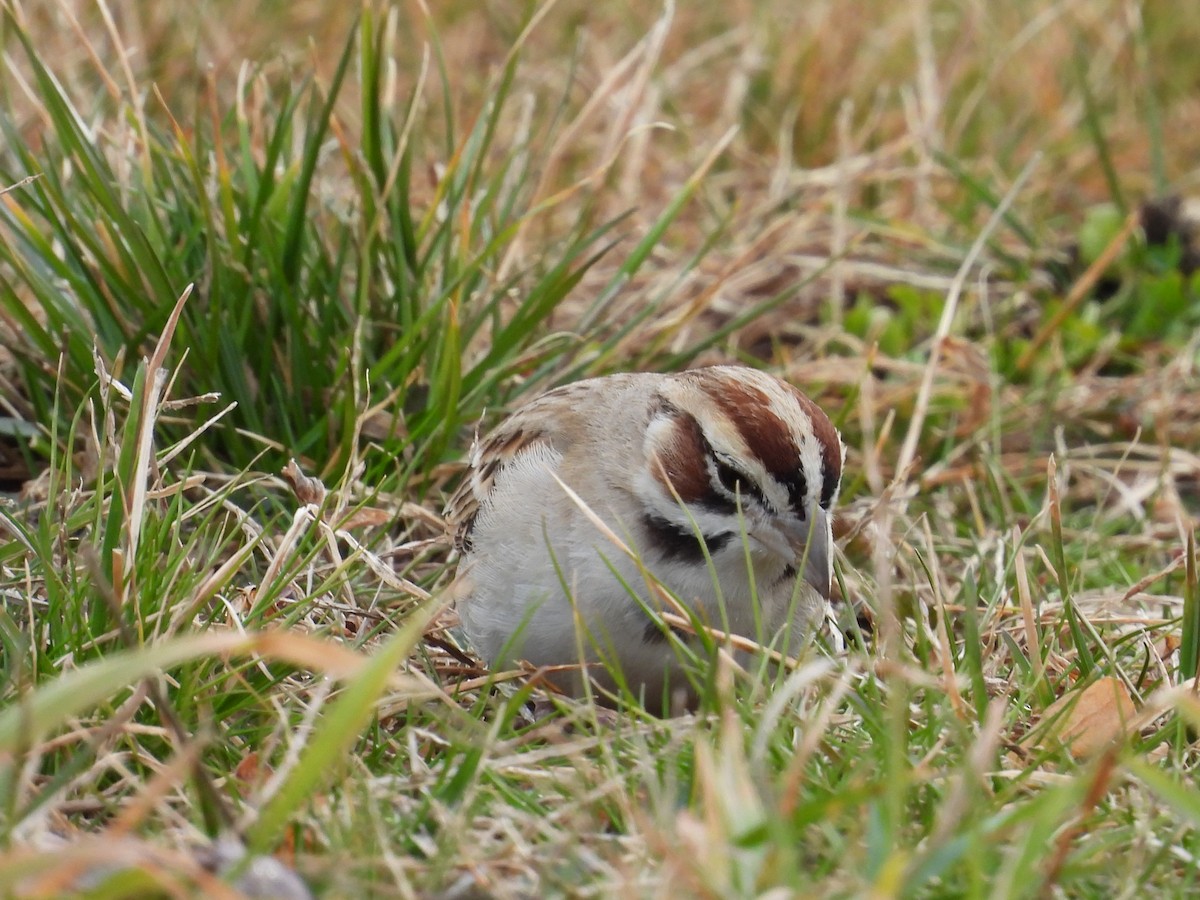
[820,468,838,510]
[780,470,808,515]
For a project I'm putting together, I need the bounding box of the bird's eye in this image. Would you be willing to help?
[710,456,776,512]
[713,457,745,496]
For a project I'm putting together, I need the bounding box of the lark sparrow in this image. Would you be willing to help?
[445,366,844,706]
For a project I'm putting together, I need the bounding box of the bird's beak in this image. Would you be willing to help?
[780,507,833,601]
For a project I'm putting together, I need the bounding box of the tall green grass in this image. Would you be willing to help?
[0,7,715,486]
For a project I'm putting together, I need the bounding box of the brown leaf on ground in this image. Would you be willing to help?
[281,458,326,506]
[1040,676,1137,759]
[338,505,393,530]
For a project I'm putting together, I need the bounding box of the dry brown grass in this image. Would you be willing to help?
[4,0,1200,896]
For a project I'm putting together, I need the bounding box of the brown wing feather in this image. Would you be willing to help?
[444,376,640,554]
[444,421,550,554]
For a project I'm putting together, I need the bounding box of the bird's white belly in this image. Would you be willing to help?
[455,443,823,698]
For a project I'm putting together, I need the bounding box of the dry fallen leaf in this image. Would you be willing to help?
[233,750,268,787]
[1041,676,1137,759]
[338,505,393,530]
[1154,634,1182,663]
[281,458,326,506]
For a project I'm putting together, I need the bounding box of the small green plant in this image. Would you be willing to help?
[1008,201,1200,379]
[843,284,946,359]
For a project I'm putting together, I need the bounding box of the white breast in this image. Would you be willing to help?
[454,438,825,699]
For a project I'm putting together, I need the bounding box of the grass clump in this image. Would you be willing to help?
[3,0,1200,896]
[0,5,685,482]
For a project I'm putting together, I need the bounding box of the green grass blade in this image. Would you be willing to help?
[247,601,442,852]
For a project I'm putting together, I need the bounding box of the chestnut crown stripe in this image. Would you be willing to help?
[698,375,841,512]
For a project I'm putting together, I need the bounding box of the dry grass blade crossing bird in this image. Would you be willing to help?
[445,366,844,710]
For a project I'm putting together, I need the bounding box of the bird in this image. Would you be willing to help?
[444,365,844,710]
